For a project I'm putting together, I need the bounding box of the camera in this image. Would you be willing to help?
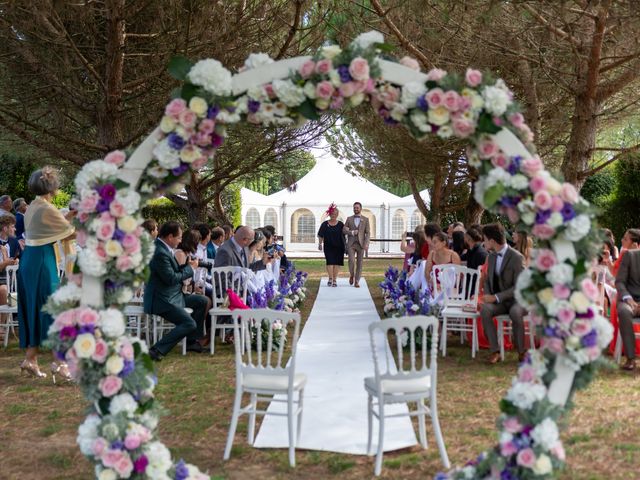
[405,231,415,239]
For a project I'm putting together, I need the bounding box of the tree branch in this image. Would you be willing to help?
[274,0,303,60]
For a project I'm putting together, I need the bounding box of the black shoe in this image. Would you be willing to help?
[186,342,203,353]
[149,347,163,362]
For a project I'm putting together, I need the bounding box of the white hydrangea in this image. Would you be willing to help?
[485,167,512,188]
[78,249,107,276]
[115,287,134,304]
[531,418,560,450]
[77,414,101,456]
[153,139,181,170]
[401,81,427,108]
[514,269,534,309]
[75,160,119,192]
[548,212,564,228]
[216,109,241,123]
[352,30,384,50]
[506,380,546,410]
[546,263,574,285]
[247,86,269,102]
[271,79,306,107]
[144,441,173,477]
[99,309,126,338]
[50,282,82,305]
[243,52,274,70]
[508,174,529,190]
[187,59,232,97]
[115,190,141,215]
[410,111,430,132]
[473,177,487,205]
[110,393,138,416]
[564,214,591,241]
[592,313,614,348]
[482,85,511,116]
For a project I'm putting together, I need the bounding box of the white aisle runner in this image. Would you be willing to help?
[253,277,418,454]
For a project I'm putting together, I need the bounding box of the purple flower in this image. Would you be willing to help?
[111,440,125,450]
[211,132,224,148]
[171,163,189,176]
[167,133,186,150]
[500,196,521,208]
[59,326,78,340]
[98,184,116,201]
[416,95,429,111]
[119,359,135,378]
[207,105,220,119]
[133,455,149,473]
[248,99,261,113]
[535,209,552,225]
[174,460,189,480]
[112,229,125,242]
[78,324,95,335]
[581,329,598,347]
[337,65,352,82]
[501,468,516,480]
[561,202,576,222]
[96,198,111,214]
[577,308,595,319]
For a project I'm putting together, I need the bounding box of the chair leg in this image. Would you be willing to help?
[223,389,243,460]
[210,316,216,355]
[614,331,622,362]
[441,319,448,357]
[247,393,257,444]
[430,398,450,469]
[374,398,385,476]
[182,337,187,356]
[417,399,427,449]
[471,319,478,359]
[366,393,373,455]
[296,388,304,446]
[498,319,505,361]
[287,394,296,467]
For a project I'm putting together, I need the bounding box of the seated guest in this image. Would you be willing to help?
[248,229,266,266]
[462,227,488,271]
[142,219,158,239]
[451,230,466,258]
[222,224,233,241]
[400,226,427,271]
[263,224,288,269]
[615,248,640,371]
[425,231,461,281]
[603,228,619,259]
[13,198,27,249]
[214,225,269,271]
[207,226,225,259]
[193,223,212,263]
[513,230,533,267]
[175,229,201,294]
[480,223,527,364]
[0,214,18,342]
[144,222,208,360]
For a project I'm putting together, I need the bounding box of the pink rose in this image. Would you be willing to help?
[179,109,197,129]
[534,190,553,210]
[339,82,357,97]
[503,416,523,434]
[452,118,475,138]
[114,455,134,478]
[95,244,108,261]
[78,308,99,326]
[516,448,536,468]
[493,116,504,127]
[104,150,126,166]
[506,207,520,224]
[500,441,518,456]
[581,278,600,301]
[96,222,116,242]
[532,223,556,240]
[120,341,134,361]
[491,153,510,169]
[192,157,208,169]
[109,201,126,218]
[349,57,370,81]
[124,434,142,450]
[535,249,557,271]
[164,98,187,118]
[521,124,535,142]
[298,60,316,78]
[426,68,447,81]
[99,375,123,397]
[315,81,335,100]
[465,68,483,87]
[443,90,461,111]
[425,88,444,107]
[122,234,141,254]
[76,229,87,248]
[102,449,125,468]
[557,307,576,324]
[264,84,276,99]
[53,311,75,330]
[92,437,108,456]
[518,365,536,383]
[542,337,565,354]
[92,339,109,363]
[193,132,210,147]
[553,283,571,300]
[529,175,546,193]
[352,80,368,94]
[551,442,566,461]
[78,212,89,223]
[198,118,215,134]
[587,345,601,360]
[78,194,99,213]
[477,139,499,159]
[399,56,420,71]
[364,78,376,93]
[315,59,333,75]
[116,255,134,272]
[561,182,579,204]
[508,112,525,129]
[550,195,564,212]
[330,96,344,110]
[572,319,591,336]
[521,155,543,177]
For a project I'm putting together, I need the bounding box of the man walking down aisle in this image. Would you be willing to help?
[343,201,370,288]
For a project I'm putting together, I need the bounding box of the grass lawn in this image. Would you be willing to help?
[0,258,638,479]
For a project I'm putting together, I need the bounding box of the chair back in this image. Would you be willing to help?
[130,283,144,305]
[231,309,301,387]
[431,264,480,308]
[211,266,249,308]
[590,265,608,314]
[368,315,439,388]
[6,264,18,303]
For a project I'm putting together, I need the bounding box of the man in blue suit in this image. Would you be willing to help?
[144,221,208,360]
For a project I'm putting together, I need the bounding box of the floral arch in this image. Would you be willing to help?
[44,31,612,479]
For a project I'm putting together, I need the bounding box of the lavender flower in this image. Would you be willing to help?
[167,132,186,150]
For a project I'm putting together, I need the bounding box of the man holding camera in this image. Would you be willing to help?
[343,202,370,288]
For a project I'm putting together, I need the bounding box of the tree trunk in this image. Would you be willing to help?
[463,187,484,226]
[407,174,429,218]
[211,187,230,225]
[427,167,444,223]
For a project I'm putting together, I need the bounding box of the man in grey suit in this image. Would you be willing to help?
[144,222,209,361]
[343,202,370,288]
[615,247,640,371]
[214,226,268,271]
[480,223,527,364]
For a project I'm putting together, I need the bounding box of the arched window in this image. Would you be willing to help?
[361,209,376,239]
[264,208,278,230]
[408,209,424,232]
[392,209,407,239]
[290,208,316,243]
[245,208,261,229]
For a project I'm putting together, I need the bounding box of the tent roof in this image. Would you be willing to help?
[397,189,431,207]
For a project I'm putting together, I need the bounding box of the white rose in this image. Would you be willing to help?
[508,174,529,190]
[350,93,366,107]
[188,96,208,117]
[537,288,554,305]
[520,211,534,225]
[548,212,564,228]
[106,355,124,375]
[99,309,126,338]
[390,104,408,121]
[482,85,511,116]
[461,88,484,110]
[118,215,138,233]
[148,166,168,178]
[436,125,454,139]
[570,291,590,313]
[110,393,138,416]
[105,240,123,257]
[566,335,581,350]
[352,30,385,50]
[401,81,427,108]
[532,454,553,475]
[187,59,233,96]
[153,139,181,170]
[243,52,274,70]
[546,177,562,195]
[303,82,317,99]
[98,470,117,480]
[427,105,450,126]
[328,69,342,87]
[546,263,574,285]
[321,44,342,59]
[272,79,306,107]
[159,115,176,133]
[74,333,96,358]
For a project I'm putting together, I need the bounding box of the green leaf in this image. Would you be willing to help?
[483,184,505,207]
[133,341,141,358]
[374,42,395,53]
[170,86,183,99]
[168,55,193,81]
[179,83,200,102]
[297,99,321,120]
[477,112,503,134]
[499,399,517,415]
[98,397,111,415]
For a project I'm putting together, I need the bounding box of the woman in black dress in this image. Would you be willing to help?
[317,203,345,287]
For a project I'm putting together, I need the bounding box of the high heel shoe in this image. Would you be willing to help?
[51,362,72,385]
[20,360,47,379]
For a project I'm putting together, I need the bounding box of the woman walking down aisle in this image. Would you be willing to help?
[318,203,345,287]
[17,167,75,381]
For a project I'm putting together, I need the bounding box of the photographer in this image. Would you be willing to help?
[401,226,428,272]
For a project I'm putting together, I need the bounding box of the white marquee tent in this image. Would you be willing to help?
[241,153,430,253]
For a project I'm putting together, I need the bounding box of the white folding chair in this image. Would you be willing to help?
[224,309,305,467]
[151,308,192,356]
[496,314,536,361]
[209,267,249,355]
[0,265,19,348]
[432,265,481,358]
[124,284,150,340]
[365,316,450,476]
[590,265,608,316]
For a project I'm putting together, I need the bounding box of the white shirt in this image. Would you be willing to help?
[196,243,208,261]
[495,243,509,273]
[354,216,361,228]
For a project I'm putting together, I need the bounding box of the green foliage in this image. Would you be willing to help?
[580,169,615,207]
[602,154,640,240]
[0,153,40,201]
[51,190,71,208]
[222,185,242,227]
[142,197,189,227]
